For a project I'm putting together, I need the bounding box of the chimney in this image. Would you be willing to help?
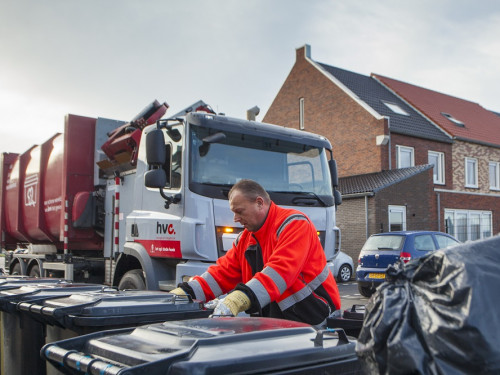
[296,44,311,61]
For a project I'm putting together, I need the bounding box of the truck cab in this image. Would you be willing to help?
[115,111,341,290]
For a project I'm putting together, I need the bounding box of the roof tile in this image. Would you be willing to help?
[339,165,433,195]
[317,63,451,143]
[373,74,500,146]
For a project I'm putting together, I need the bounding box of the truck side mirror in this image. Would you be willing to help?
[145,169,167,188]
[334,190,342,206]
[328,159,338,188]
[146,129,166,165]
[167,128,182,142]
[329,159,342,206]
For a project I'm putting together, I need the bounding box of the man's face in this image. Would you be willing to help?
[229,190,266,232]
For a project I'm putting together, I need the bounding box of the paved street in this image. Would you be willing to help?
[337,280,369,311]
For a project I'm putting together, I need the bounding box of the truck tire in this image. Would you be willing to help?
[29,264,40,278]
[11,263,22,275]
[118,269,146,290]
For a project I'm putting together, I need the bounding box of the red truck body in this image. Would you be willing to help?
[1,115,102,251]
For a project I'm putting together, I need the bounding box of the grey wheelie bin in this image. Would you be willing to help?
[0,281,104,375]
[0,276,66,290]
[42,317,362,374]
[19,289,211,375]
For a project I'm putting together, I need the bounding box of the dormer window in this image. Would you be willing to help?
[383,102,409,116]
[441,112,465,127]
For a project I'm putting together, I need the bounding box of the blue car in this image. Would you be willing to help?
[356,231,460,297]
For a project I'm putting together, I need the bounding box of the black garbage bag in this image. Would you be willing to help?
[356,235,500,375]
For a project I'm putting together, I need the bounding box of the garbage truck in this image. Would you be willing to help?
[0,100,342,290]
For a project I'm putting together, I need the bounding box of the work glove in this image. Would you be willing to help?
[169,287,187,296]
[204,299,220,310]
[212,290,251,317]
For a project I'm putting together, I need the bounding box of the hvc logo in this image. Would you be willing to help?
[156,222,176,235]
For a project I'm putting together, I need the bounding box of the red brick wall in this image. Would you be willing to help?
[336,196,368,262]
[390,133,453,190]
[263,46,387,177]
[374,168,436,233]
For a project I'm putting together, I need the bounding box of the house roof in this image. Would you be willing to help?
[338,165,433,195]
[373,74,500,147]
[316,63,452,143]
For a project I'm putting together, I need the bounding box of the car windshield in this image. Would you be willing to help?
[362,235,404,251]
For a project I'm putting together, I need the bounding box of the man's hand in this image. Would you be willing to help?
[212,290,250,317]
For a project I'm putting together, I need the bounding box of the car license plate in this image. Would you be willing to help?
[368,273,386,279]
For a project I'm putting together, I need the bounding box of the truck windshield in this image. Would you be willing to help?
[189,124,333,205]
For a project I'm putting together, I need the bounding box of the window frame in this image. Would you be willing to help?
[299,97,305,130]
[388,205,407,232]
[428,150,445,185]
[444,209,492,242]
[383,102,409,116]
[465,157,478,188]
[441,112,465,127]
[489,161,500,191]
[396,145,415,169]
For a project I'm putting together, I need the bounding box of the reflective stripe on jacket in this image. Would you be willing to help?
[187,202,341,325]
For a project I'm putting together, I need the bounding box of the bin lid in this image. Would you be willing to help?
[0,282,104,312]
[42,317,360,374]
[19,289,210,328]
[0,277,67,290]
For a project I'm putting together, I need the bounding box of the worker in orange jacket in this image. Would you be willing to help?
[171,179,341,326]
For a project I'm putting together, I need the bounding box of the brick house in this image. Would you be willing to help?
[337,165,434,261]
[263,44,499,260]
[374,74,500,243]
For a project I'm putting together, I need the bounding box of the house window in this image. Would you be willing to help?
[444,209,492,242]
[388,205,406,231]
[489,162,500,190]
[428,151,445,184]
[441,112,465,127]
[465,157,478,188]
[299,98,305,130]
[383,102,409,116]
[396,145,414,168]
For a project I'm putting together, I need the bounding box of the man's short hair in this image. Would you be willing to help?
[229,179,271,203]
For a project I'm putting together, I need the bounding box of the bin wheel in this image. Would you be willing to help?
[11,263,22,275]
[118,269,146,290]
[29,264,40,278]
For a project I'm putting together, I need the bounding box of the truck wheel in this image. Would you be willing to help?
[29,265,40,278]
[11,263,22,275]
[118,269,146,290]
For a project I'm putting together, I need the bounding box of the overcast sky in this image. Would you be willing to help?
[1,0,499,154]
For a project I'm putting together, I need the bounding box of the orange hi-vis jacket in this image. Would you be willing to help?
[186,202,341,325]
